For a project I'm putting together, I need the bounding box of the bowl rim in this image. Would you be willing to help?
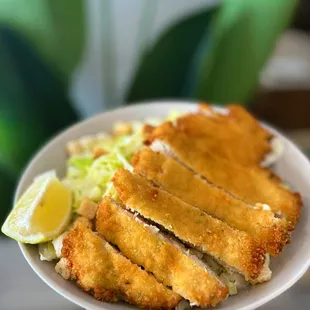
[15,100,310,310]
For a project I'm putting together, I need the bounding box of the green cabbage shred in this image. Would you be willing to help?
[63,111,184,212]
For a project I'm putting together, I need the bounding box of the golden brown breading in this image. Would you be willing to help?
[96,197,228,307]
[199,103,271,136]
[133,148,290,256]
[61,224,181,309]
[227,104,269,134]
[176,107,272,165]
[113,169,268,283]
[142,124,156,142]
[149,122,302,226]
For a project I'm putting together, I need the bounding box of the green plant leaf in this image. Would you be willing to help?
[0,26,79,219]
[0,0,85,80]
[127,1,296,105]
[126,6,218,102]
[0,26,79,133]
[0,118,44,177]
[188,0,298,103]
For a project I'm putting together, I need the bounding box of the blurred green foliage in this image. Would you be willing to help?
[0,0,85,224]
[0,0,297,225]
[126,8,217,102]
[127,0,297,104]
[190,0,297,103]
[0,26,81,223]
[0,0,85,80]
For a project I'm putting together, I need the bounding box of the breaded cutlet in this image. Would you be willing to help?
[113,169,270,283]
[198,103,270,137]
[61,224,181,309]
[149,122,302,226]
[133,148,290,256]
[96,197,228,307]
[175,109,271,165]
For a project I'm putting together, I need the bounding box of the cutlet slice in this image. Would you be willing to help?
[96,197,228,307]
[199,103,270,136]
[226,104,270,135]
[175,109,271,165]
[198,104,284,167]
[61,224,181,309]
[133,148,290,256]
[113,169,270,283]
[149,122,302,226]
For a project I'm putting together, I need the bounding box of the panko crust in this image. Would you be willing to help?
[194,104,272,165]
[96,197,228,307]
[133,148,290,256]
[113,169,268,282]
[149,122,302,226]
[61,224,181,309]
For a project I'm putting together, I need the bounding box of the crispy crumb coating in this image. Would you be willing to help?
[176,107,272,165]
[61,224,181,309]
[133,148,290,256]
[142,124,156,142]
[96,197,228,307]
[72,216,93,230]
[198,104,273,159]
[113,169,268,282]
[149,122,302,226]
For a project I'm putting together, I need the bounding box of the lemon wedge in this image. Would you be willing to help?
[1,170,72,244]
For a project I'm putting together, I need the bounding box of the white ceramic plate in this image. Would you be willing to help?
[16,101,310,310]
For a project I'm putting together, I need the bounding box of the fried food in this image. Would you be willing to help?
[113,169,269,283]
[61,224,181,309]
[149,122,302,226]
[133,148,290,256]
[199,104,270,137]
[175,105,272,165]
[142,124,156,142]
[96,197,228,307]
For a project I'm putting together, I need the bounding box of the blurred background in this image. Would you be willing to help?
[1,0,310,309]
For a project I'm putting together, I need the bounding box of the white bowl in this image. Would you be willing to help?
[16,101,310,310]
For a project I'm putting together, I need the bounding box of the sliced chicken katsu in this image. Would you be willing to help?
[149,122,302,226]
[133,148,290,256]
[199,103,269,136]
[226,104,271,136]
[96,197,228,307]
[175,107,272,166]
[113,169,270,283]
[61,224,181,309]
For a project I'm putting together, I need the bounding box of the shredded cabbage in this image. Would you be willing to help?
[203,255,224,275]
[63,111,185,211]
[224,270,249,291]
[220,273,238,295]
[38,242,57,261]
[202,254,249,295]
[63,123,144,210]
[68,155,93,178]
